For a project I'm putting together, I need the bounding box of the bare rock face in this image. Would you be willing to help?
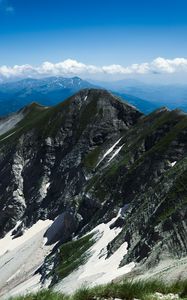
[0,88,187,275]
[44,212,78,245]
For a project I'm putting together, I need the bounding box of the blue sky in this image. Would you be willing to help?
[0,0,187,82]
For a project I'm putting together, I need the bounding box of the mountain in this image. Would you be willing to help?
[0,76,96,116]
[0,77,187,117]
[121,84,187,112]
[0,76,159,116]
[114,92,160,114]
[0,89,186,298]
[94,79,187,112]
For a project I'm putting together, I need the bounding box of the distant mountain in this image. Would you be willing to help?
[94,79,187,112]
[0,76,162,116]
[1,76,186,116]
[113,92,160,114]
[121,84,187,111]
[0,76,96,116]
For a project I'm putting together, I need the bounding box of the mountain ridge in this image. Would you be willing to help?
[0,89,186,298]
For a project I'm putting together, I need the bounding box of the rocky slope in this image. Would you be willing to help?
[0,89,186,297]
[0,89,141,237]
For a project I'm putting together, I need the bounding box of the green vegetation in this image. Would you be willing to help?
[149,116,187,154]
[77,98,97,138]
[167,169,187,200]
[54,233,95,280]
[83,146,101,169]
[10,279,187,300]
[19,99,72,138]
[0,97,73,146]
[10,290,68,300]
[156,169,187,223]
[92,110,187,197]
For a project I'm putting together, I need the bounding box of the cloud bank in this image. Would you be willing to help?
[0,57,187,81]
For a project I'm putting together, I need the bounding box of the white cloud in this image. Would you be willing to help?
[151,57,187,73]
[0,57,187,81]
[102,64,131,74]
[39,59,101,76]
[0,64,35,78]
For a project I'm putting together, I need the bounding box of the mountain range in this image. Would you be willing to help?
[94,79,187,112]
[0,77,95,116]
[0,76,164,116]
[0,88,186,298]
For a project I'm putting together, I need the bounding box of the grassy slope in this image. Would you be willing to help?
[54,233,95,280]
[0,92,102,147]
[10,279,187,300]
[0,99,73,146]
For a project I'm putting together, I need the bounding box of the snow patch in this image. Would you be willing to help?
[0,112,23,136]
[0,131,16,141]
[39,176,51,199]
[108,144,124,162]
[96,137,122,167]
[5,272,42,298]
[170,161,177,167]
[6,269,21,283]
[0,219,52,257]
[0,219,53,299]
[55,209,134,294]
[46,182,50,189]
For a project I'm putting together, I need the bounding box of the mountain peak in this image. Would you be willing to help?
[72,88,142,110]
[21,101,46,114]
